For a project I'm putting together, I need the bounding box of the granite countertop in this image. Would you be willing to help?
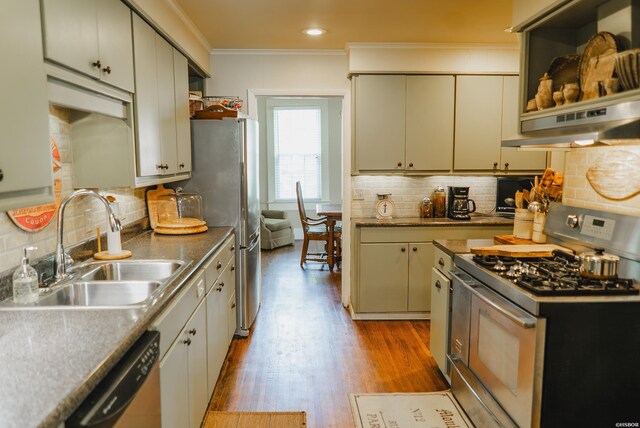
[353,214,513,227]
[433,238,496,257]
[0,227,233,428]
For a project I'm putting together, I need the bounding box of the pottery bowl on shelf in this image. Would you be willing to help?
[614,49,640,91]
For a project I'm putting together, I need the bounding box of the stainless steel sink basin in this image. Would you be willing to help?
[75,260,185,282]
[36,281,162,307]
[0,258,192,309]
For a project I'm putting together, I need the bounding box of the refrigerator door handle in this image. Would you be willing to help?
[243,234,260,251]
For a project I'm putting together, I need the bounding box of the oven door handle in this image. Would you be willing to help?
[450,270,536,329]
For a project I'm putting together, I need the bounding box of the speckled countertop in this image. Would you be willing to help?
[0,227,233,428]
[353,215,514,227]
[433,239,496,257]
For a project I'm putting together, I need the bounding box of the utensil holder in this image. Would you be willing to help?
[513,209,534,240]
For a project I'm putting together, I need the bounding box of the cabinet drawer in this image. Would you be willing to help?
[152,270,206,358]
[204,235,235,293]
[434,247,454,276]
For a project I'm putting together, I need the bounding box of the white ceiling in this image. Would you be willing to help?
[174,0,519,50]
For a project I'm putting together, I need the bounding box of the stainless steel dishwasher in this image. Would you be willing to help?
[66,330,161,427]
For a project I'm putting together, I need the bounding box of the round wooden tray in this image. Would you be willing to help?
[154,225,209,235]
[156,218,206,228]
[94,250,133,260]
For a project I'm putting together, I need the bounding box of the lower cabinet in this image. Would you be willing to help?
[430,266,451,380]
[354,225,511,318]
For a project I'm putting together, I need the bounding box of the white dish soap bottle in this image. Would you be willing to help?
[13,246,39,304]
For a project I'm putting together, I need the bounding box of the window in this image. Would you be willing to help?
[267,98,329,203]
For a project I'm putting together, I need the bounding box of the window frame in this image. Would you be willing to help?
[266,97,330,204]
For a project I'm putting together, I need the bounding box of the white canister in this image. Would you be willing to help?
[513,209,534,240]
[532,212,547,243]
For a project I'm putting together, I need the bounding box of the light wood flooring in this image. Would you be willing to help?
[207,241,449,427]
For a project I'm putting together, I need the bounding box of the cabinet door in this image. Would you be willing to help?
[223,262,237,345]
[430,267,451,377]
[359,243,408,312]
[174,49,192,173]
[408,242,434,312]
[96,0,134,91]
[454,76,503,170]
[41,0,99,79]
[500,76,547,171]
[160,333,190,428]
[405,76,455,171]
[206,284,227,396]
[0,0,54,211]
[132,15,162,177]
[187,301,208,428]
[228,290,237,345]
[156,34,178,175]
[355,75,406,171]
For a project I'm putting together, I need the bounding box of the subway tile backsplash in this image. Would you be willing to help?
[351,175,498,218]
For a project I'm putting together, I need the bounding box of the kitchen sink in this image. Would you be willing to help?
[36,281,163,307]
[0,258,192,309]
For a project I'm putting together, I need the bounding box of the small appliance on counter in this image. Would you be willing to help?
[447,187,476,220]
[146,184,208,235]
[495,176,534,217]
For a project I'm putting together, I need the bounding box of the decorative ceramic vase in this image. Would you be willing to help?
[563,83,580,104]
[553,91,565,107]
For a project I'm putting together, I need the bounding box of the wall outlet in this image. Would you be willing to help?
[352,188,365,200]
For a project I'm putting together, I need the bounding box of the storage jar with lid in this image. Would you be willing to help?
[432,187,447,218]
[420,197,433,218]
[156,187,203,226]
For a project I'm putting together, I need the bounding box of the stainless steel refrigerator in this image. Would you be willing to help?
[185,118,261,336]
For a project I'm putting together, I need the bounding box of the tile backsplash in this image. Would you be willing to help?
[0,106,147,274]
[562,146,640,216]
[351,175,498,218]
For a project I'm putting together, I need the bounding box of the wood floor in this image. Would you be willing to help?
[207,241,449,427]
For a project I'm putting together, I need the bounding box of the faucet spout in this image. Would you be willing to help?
[54,189,122,281]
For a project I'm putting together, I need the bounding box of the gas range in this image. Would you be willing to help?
[470,251,638,296]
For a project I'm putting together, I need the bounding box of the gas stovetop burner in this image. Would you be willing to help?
[473,251,639,296]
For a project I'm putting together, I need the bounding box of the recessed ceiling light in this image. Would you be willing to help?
[304,28,326,36]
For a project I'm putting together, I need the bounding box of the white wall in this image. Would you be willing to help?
[206,49,353,305]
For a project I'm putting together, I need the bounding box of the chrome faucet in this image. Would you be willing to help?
[54,189,122,281]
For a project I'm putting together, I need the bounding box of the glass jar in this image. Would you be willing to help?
[432,187,447,218]
[157,187,203,225]
[419,197,433,218]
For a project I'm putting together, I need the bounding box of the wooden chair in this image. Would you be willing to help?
[296,182,341,268]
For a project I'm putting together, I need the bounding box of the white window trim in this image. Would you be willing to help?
[265,97,330,204]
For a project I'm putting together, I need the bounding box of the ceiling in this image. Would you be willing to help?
[174,0,518,50]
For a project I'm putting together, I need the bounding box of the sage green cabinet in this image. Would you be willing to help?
[354,75,455,173]
[454,75,546,172]
[41,0,134,92]
[408,243,434,312]
[359,243,409,312]
[0,0,53,212]
[174,50,192,173]
[430,266,451,378]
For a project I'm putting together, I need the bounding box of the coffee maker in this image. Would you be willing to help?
[448,186,476,220]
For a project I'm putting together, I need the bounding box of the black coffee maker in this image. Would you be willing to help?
[448,186,476,220]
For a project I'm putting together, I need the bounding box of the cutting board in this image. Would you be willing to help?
[154,225,208,235]
[494,235,536,245]
[471,244,571,257]
[146,184,174,230]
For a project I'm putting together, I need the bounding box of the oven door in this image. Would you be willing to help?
[459,273,545,428]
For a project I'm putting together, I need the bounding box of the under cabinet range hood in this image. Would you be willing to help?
[503,99,640,148]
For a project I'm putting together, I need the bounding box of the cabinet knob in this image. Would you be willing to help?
[435,280,442,290]
[216,261,222,270]
[493,162,498,168]
[230,265,235,271]
[218,282,224,291]
[409,163,414,167]
[412,247,417,252]
[92,60,102,69]
[231,302,236,309]
[163,164,169,170]
[397,162,402,167]
[438,258,445,267]
[179,163,185,168]
[188,328,197,336]
[183,338,192,346]
[102,65,111,74]
[156,164,163,170]
[401,247,406,252]
[0,169,3,182]
[504,162,510,169]
[230,245,235,251]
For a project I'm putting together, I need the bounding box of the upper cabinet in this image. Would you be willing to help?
[0,0,53,212]
[353,74,546,175]
[511,0,565,29]
[354,75,454,173]
[41,0,134,92]
[132,14,191,180]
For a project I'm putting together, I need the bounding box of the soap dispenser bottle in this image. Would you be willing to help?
[13,246,39,304]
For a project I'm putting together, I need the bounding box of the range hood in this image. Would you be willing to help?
[503,99,640,149]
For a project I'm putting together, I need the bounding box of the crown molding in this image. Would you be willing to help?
[165,0,212,51]
[345,42,519,51]
[211,48,347,56]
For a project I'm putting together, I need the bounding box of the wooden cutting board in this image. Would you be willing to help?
[494,235,536,245]
[471,244,571,257]
[154,225,208,235]
[146,184,175,230]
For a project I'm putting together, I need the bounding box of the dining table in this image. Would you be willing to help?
[315,203,342,270]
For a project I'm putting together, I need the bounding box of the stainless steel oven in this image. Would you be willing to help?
[450,269,544,428]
